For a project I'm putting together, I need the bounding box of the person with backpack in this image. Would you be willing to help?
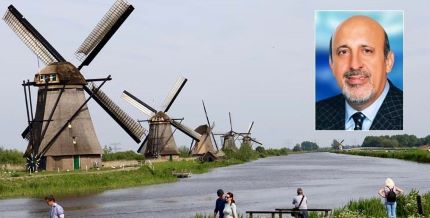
[292,188,308,218]
[378,178,404,218]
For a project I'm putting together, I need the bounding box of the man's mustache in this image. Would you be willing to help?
[343,70,371,79]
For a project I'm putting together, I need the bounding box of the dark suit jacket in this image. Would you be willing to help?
[316,81,403,130]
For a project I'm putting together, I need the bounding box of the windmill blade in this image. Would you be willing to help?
[161,76,187,113]
[3,5,65,65]
[247,121,254,134]
[229,112,233,132]
[234,134,241,142]
[21,125,31,140]
[84,83,146,143]
[188,139,194,155]
[122,90,156,117]
[202,100,211,127]
[170,120,201,141]
[252,138,263,145]
[75,0,134,70]
[209,122,219,151]
[137,135,148,154]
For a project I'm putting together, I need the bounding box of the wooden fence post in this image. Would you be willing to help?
[417,195,424,215]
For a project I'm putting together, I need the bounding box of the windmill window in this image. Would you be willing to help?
[40,75,50,82]
[50,74,57,81]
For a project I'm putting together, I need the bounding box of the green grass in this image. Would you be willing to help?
[0,157,245,199]
[335,149,430,163]
[332,190,430,218]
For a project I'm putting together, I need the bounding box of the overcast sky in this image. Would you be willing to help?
[1,0,430,152]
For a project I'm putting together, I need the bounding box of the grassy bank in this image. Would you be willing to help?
[332,190,430,218]
[0,158,244,199]
[335,149,430,163]
[0,146,289,199]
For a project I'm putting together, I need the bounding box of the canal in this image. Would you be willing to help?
[1,152,429,217]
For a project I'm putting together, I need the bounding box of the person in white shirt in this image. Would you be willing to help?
[292,188,308,218]
[223,192,237,218]
[45,195,65,218]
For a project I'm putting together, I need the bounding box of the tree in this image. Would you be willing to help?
[255,146,265,153]
[293,144,302,151]
[301,141,319,151]
[103,145,113,155]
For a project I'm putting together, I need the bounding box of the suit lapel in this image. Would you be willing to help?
[327,98,345,130]
[370,81,403,130]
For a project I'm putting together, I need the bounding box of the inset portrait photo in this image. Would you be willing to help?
[315,11,403,130]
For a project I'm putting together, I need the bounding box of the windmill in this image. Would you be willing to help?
[190,100,219,156]
[237,121,262,148]
[214,112,239,151]
[121,76,201,160]
[335,139,344,150]
[3,0,146,171]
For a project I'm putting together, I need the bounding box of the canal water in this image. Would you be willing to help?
[1,152,429,217]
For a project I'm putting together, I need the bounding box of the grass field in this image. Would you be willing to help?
[0,158,246,199]
[335,149,430,163]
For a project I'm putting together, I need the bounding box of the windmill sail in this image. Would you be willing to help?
[247,121,254,133]
[170,120,201,141]
[161,76,187,112]
[85,83,146,143]
[75,0,134,69]
[122,90,156,117]
[3,5,65,65]
[202,100,218,150]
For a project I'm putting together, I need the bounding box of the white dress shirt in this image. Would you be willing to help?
[345,81,390,130]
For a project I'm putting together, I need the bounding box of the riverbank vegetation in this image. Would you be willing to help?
[101,146,144,161]
[362,134,430,148]
[0,157,244,199]
[0,147,25,165]
[332,190,430,218]
[0,145,288,199]
[335,149,430,163]
[293,141,320,151]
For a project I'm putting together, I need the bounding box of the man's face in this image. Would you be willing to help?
[46,200,54,206]
[330,16,394,108]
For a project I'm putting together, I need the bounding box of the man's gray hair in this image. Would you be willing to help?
[297,188,304,195]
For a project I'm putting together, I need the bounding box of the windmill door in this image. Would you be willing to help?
[74,155,80,170]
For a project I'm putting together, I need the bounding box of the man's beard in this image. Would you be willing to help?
[342,70,375,105]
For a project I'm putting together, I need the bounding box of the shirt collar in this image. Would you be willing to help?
[345,80,390,123]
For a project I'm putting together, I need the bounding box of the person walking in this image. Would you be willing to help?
[292,188,308,218]
[378,178,404,218]
[223,192,237,218]
[45,195,64,218]
[214,189,225,218]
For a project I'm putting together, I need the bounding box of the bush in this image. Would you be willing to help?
[178,146,191,158]
[0,147,25,165]
[333,198,386,217]
[102,150,144,161]
[396,189,423,217]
